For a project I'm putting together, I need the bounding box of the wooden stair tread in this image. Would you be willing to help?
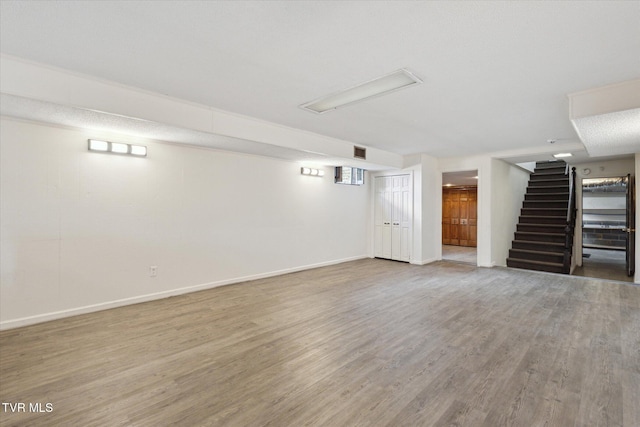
[516,231,565,237]
[529,178,569,183]
[534,166,566,170]
[527,187,570,191]
[533,170,567,175]
[520,215,566,220]
[518,223,565,228]
[512,239,564,247]
[510,248,565,256]
[525,192,569,195]
[523,200,568,203]
[506,258,564,267]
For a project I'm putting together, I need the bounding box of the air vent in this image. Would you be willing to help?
[354,146,366,160]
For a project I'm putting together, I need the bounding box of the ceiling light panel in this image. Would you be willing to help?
[300,69,422,114]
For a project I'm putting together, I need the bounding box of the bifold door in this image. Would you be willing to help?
[374,175,412,262]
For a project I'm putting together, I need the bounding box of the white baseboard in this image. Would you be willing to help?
[0,255,368,330]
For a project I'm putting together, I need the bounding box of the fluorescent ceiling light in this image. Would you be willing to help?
[300,69,422,114]
[553,153,573,158]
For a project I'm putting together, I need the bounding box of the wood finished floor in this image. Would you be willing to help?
[1,259,639,426]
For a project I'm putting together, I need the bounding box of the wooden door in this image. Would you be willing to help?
[450,190,460,245]
[442,189,452,244]
[442,187,477,248]
[468,189,478,247]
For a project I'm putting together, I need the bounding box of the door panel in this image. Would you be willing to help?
[468,189,477,247]
[442,190,452,244]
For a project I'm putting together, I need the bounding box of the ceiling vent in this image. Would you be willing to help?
[354,146,366,160]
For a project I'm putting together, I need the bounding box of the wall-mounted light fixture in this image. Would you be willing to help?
[301,167,325,177]
[88,139,147,157]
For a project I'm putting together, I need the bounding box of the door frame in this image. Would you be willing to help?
[579,175,632,276]
[441,170,479,265]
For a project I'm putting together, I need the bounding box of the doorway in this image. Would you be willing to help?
[574,176,635,282]
[442,171,478,265]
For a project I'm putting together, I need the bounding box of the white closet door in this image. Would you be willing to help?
[391,175,412,262]
[375,174,412,262]
[374,176,393,258]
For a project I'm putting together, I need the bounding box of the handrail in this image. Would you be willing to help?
[563,167,577,272]
[566,167,576,224]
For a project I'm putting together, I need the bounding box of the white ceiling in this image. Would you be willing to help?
[1,1,639,160]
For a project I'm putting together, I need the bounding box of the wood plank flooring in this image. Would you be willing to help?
[1,259,639,426]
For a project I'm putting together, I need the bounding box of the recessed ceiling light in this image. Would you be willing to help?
[553,153,573,158]
[300,69,422,114]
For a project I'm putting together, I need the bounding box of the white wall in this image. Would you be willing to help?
[0,118,370,328]
[419,155,442,264]
[489,158,530,267]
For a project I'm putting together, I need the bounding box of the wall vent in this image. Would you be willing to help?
[354,146,366,159]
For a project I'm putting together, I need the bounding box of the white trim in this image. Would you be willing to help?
[0,255,367,330]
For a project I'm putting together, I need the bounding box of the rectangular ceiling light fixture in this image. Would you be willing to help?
[88,139,147,157]
[553,152,573,158]
[300,69,422,114]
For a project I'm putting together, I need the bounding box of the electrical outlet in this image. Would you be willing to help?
[149,266,158,278]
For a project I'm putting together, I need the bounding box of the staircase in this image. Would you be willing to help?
[507,160,577,274]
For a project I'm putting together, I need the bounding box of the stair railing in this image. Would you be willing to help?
[563,167,577,272]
